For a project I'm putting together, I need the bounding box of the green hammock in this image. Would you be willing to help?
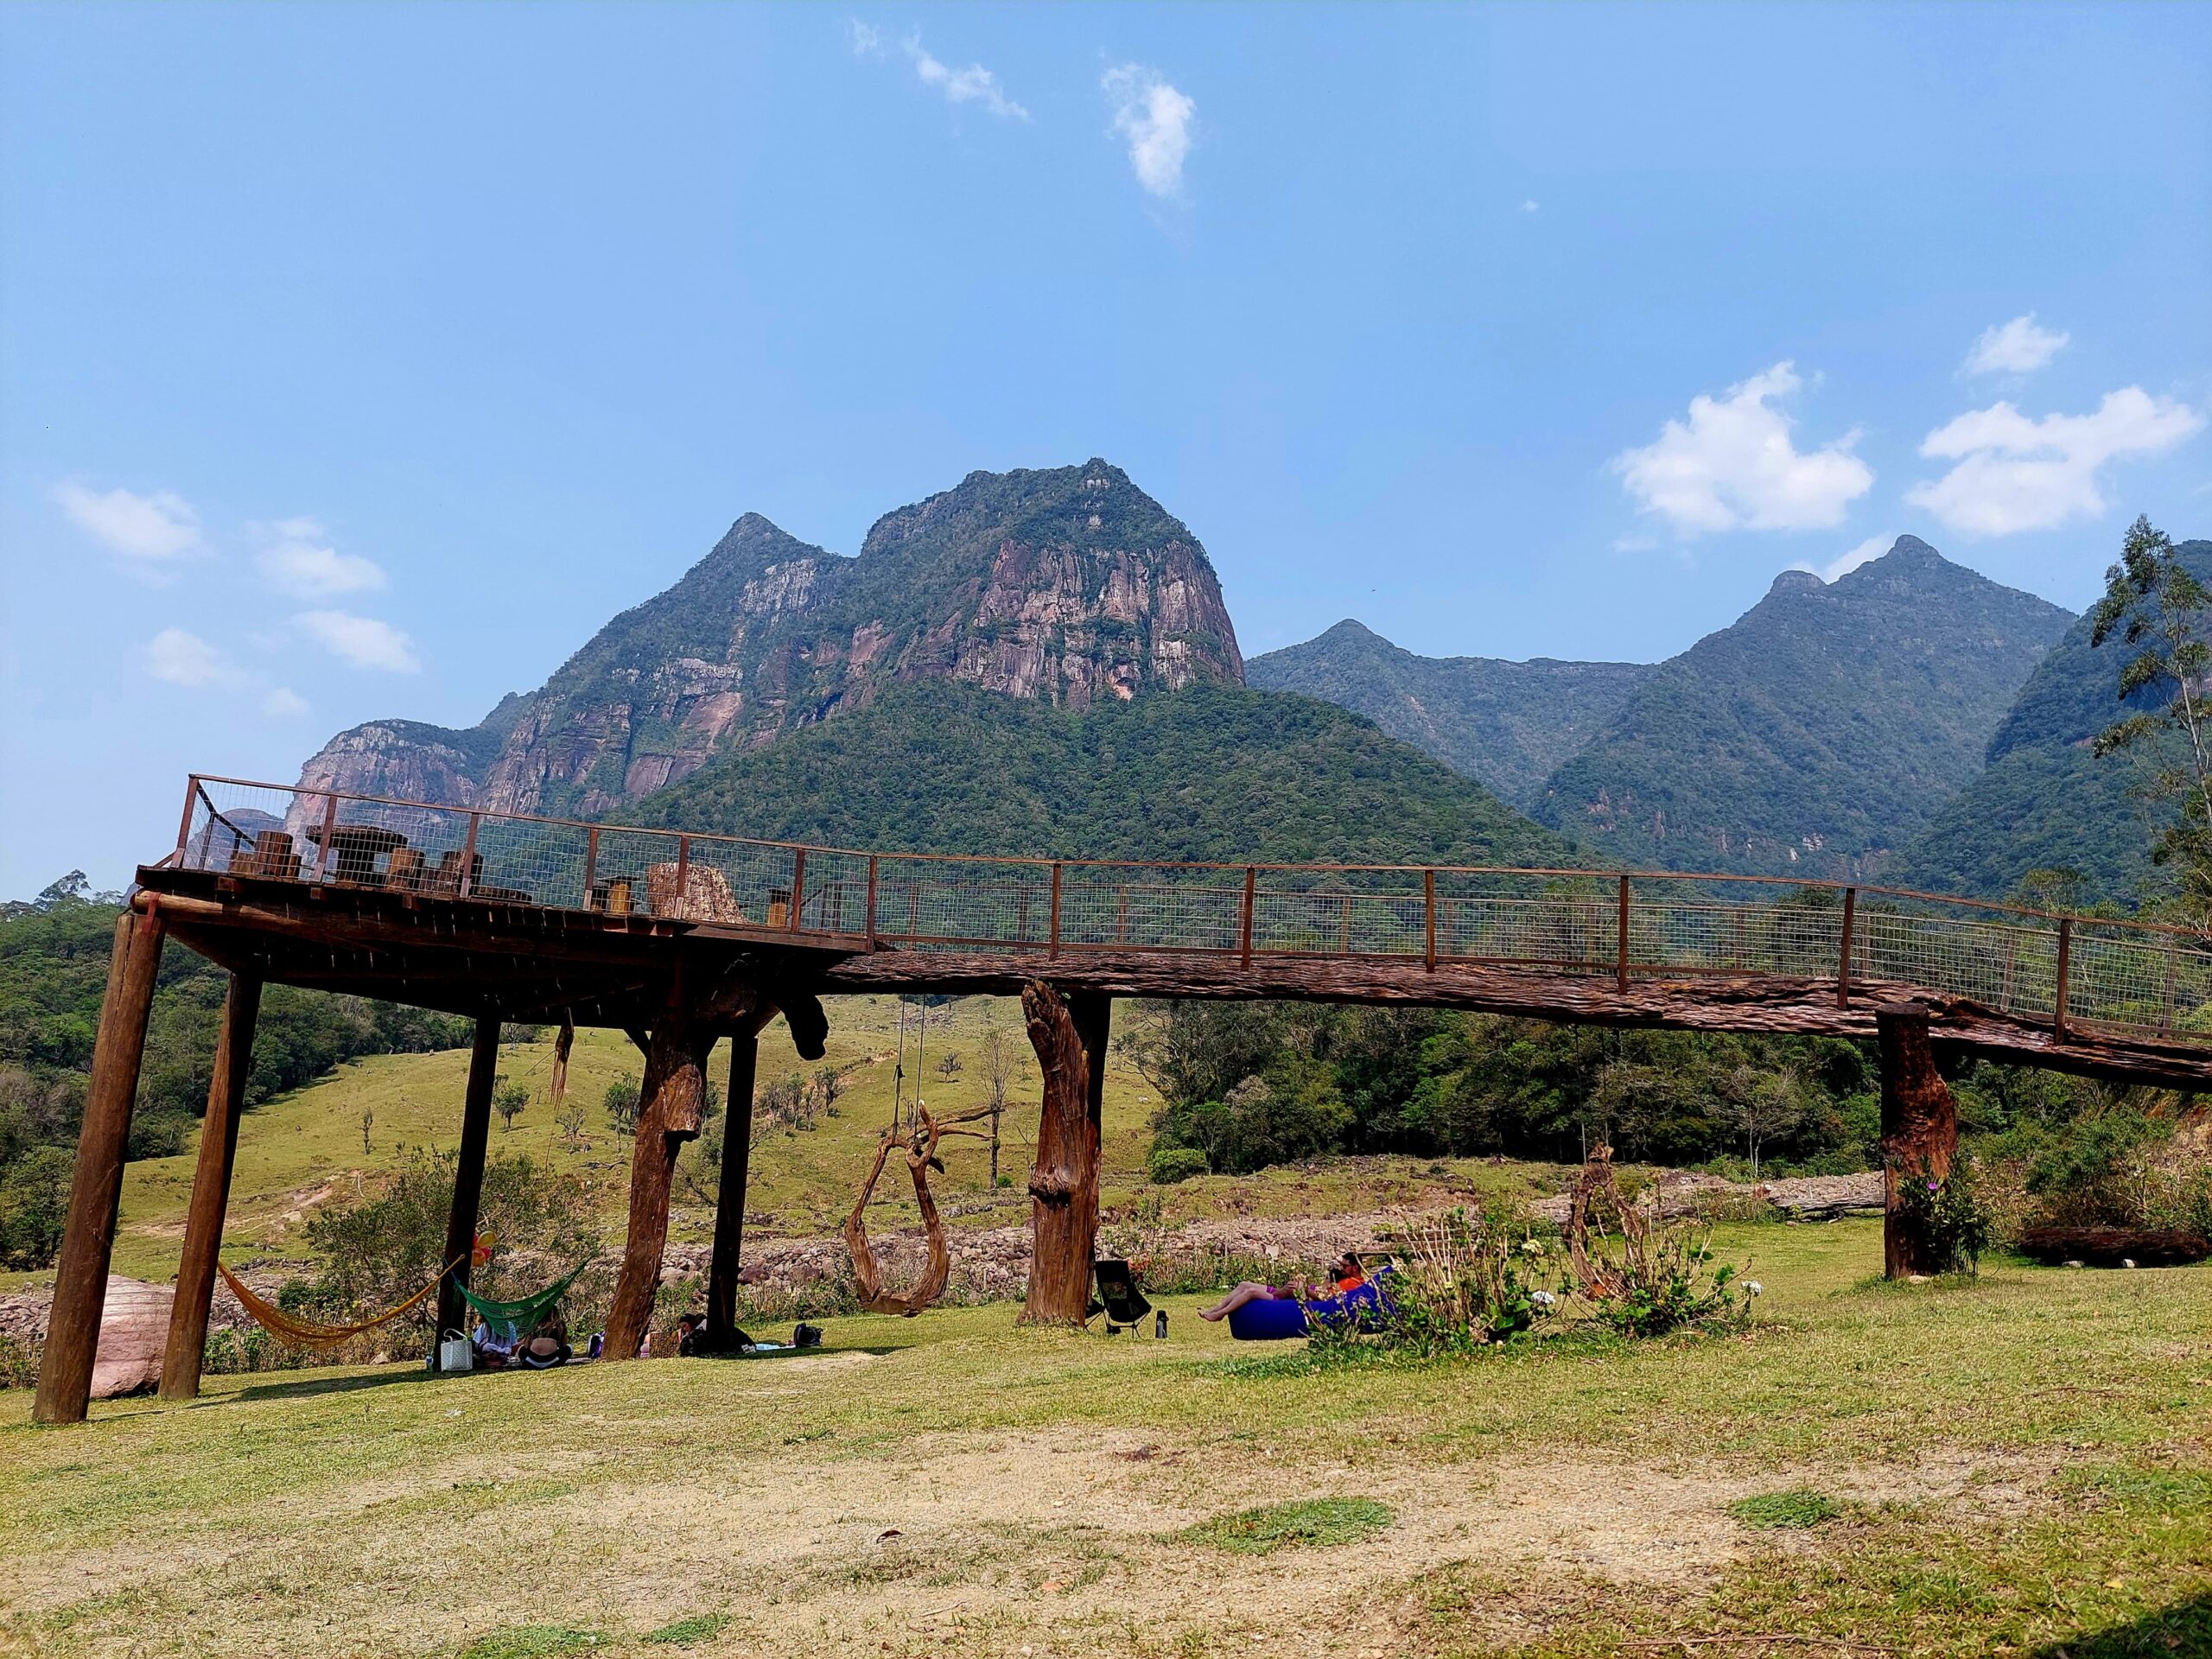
[453,1262,589,1341]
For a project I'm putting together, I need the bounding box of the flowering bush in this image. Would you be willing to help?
[1892,1160,1993,1274]
[1314,1206,1562,1360]
[1566,1147,1756,1337]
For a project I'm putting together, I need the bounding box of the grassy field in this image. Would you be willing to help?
[0,996,1560,1292]
[3,1219,2209,1657]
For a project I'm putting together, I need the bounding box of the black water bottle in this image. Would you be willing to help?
[1155,1309,1168,1340]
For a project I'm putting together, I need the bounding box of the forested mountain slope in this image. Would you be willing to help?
[1246,620,1649,809]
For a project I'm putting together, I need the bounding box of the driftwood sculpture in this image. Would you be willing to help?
[843,1102,995,1317]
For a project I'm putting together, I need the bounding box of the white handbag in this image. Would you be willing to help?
[438,1329,474,1373]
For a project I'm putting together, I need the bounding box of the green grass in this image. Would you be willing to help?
[457,1629,607,1659]
[4,1220,2208,1656]
[1174,1497,1395,1554]
[639,1615,728,1646]
[1729,1488,1842,1529]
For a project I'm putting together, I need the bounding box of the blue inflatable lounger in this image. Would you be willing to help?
[1226,1272,1394,1341]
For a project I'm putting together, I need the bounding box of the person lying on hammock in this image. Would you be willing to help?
[1198,1253,1366,1323]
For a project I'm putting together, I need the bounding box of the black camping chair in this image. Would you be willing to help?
[1088,1259,1154,1336]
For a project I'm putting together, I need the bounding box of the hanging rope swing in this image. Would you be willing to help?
[842,1100,996,1317]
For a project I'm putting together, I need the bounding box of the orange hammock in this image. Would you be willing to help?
[217,1256,461,1351]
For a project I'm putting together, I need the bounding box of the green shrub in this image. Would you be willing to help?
[1893,1161,1995,1274]
[1328,1207,1559,1360]
[1147,1147,1209,1185]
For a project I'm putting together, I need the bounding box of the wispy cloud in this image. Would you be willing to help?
[261,685,309,718]
[295,610,422,672]
[1611,362,1872,536]
[145,627,240,689]
[1907,387,2204,536]
[852,22,1027,120]
[255,516,385,599]
[54,483,204,575]
[1103,65,1194,198]
[1519,199,1540,214]
[1963,314,2069,377]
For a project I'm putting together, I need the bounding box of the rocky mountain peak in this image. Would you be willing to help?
[291,462,1243,819]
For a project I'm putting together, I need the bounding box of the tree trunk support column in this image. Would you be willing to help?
[433,1019,504,1358]
[1877,1004,1959,1280]
[1020,981,1109,1324]
[705,1015,769,1347]
[35,906,168,1424]
[605,982,713,1360]
[160,972,263,1402]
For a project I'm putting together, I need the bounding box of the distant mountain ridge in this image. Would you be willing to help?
[1246,620,1651,809]
[1530,537,2075,878]
[294,461,1243,818]
[1897,538,2212,905]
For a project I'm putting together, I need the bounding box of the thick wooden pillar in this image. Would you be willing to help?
[605,997,711,1359]
[1020,982,1109,1325]
[432,1019,503,1357]
[160,972,263,1402]
[704,1026,762,1345]
[35,906,168,1424]
[1877,1005,1960,1280]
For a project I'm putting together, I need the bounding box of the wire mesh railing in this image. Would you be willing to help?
[167,773,2212,1046]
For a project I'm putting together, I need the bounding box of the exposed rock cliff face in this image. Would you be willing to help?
[291,461,1243,818]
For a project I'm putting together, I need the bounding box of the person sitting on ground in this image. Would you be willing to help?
[471,1315,518,1368]
[675,1312,706,1357]
[1198,1253,1366,1322]
[518,1310,572,1369]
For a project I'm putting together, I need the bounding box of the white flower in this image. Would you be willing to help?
[1745,1280,1764,1296]
[1530,1290,1558,1307]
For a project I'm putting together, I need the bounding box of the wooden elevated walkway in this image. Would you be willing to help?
[30,773,2212,1422]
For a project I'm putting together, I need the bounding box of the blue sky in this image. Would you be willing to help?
[3,2,2209,893]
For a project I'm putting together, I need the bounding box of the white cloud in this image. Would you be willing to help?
[1795,533,1891,582]
[904,33,1027,120]
[145,627,240,688]
[1611,362,1873,535]
[254,516,385,598]
[262,685,309,718]
[1906,387,2205,537]
[1963,314,2069,377]
[295,610,422,672]
[1103,65,1194,198]
[844,18,884,57]
[54,483,204,569]
[1519,199,1540,213]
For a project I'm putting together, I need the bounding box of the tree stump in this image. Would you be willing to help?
[1877,1005,1958,1280]
[1020,981,1109,1325]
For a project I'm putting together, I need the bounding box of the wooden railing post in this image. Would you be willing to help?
[1836,887,1858,1009]
[2163,934,2179,1034]
[582,825,600,908]
[458,810,480,898]
[1424,869,1437,970]
[671,834,690,915]
[2052,918,2073,1042]
[316,791,340,880]
[1616,874,1631,994]
[865,855,880,950]
[1048,862,1063,958]
[176,775,201,859]
[1241,868,1257,968]
[787,848,807,931]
